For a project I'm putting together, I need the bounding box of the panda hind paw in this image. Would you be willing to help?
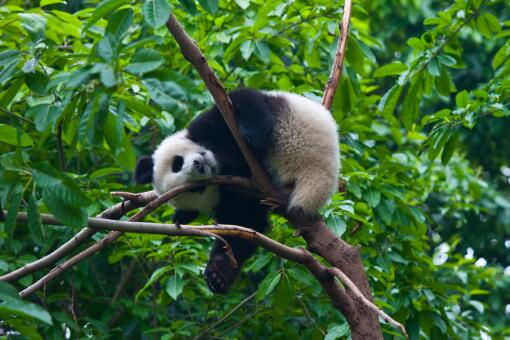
[204,254,239,294]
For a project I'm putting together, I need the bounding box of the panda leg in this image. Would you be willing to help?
[204,193,269,293]
[172,210,199,227]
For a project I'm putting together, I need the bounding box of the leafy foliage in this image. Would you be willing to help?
[0,0,509,338]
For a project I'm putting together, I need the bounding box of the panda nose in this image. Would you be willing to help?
[193,160,205,174]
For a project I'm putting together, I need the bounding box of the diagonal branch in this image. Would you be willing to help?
[322,0,352,110]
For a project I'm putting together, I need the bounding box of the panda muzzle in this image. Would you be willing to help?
[193,159,205,174]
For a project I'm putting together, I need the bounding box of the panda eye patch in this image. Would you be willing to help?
[172,156,184,172]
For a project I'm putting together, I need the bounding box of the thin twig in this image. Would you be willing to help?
[56,121,66,171]
[194,291,257,339]
[111,259,136,305]
[322,0,352,110]
[0,107,35,125]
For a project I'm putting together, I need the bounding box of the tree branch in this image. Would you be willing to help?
[9,211,406,338]
[322,0,352,110]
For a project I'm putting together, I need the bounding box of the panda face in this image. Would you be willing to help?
[152,131,218,195]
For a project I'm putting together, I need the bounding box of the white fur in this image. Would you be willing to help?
[152,131,220,210]
[264,91,340,214]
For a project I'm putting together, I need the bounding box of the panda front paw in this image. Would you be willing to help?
[204,253,239,294]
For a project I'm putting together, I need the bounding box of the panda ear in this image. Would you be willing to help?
[134,156,154,184]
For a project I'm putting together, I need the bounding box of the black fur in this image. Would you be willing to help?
[172,210,199,225]
[137,89,285,293]
[134,156,154,184]
[171,155,184,172]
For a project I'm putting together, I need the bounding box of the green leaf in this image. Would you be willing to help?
[378,85,402,116]
[0,78,24,109]
[364,189,381,208]
[492,43,509,69]
[106,8,133,39]
[165,275,184,300]
[0,125,33,147]
[89,167,124,180]
[254,41,270,64]
[21,58,37,74]
[0,287,52,325]
[455,90,469,108]
[373,62,407,77]
[427,58,440,77]
[345,38,366,74]
[178,0,197,14]
[0,50,21,63]
[28,192,44,246]
[91,63,116,87]
[41,0,65,6]
[441,131,459,165]
[42,186,88,227]
[85,0,129,30]
[401,78,422,129]
[25,71,49,95]
[435,66,451,96]
[476,12,501,38]
[96,36,117,62]
[143,0,171,28]
[376,199,394,225]
[274,275,294,311]
[125,48,164,74]
[26,104,50,132]
[136,266,172,300]
[357,40,376,64]
[240,40,254,60]
[5,185,22,239]
[256,272,281,301]
[407,37,426,51]
[198,0,218,14]
[325,324,349,340]
[437,54,457,67]
[234,0,249,9]
[142,78,182,111]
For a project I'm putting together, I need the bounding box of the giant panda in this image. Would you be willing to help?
[135,88,339,293]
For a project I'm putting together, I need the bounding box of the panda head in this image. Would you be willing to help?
[135,131,219,195]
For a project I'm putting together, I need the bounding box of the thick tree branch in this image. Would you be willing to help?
[322,0,352,110]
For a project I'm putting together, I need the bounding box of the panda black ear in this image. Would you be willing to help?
[134,156,154,184]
